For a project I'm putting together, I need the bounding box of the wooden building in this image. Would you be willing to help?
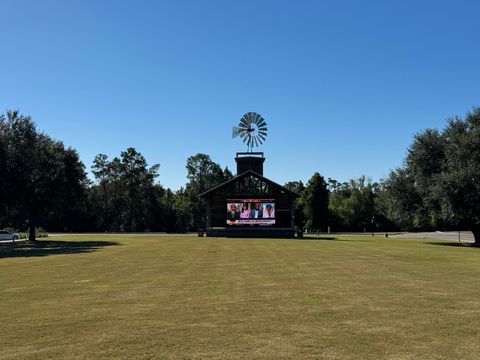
[199,152,300,237]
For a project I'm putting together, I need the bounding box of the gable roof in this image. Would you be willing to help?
[198,170,301,198]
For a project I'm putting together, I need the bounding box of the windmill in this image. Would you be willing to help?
[232,112,268,152]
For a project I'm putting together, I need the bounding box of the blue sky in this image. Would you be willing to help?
[1,0,479,189]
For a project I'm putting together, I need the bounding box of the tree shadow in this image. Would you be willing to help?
[302,236,341,241]
[292,236,358,242]
[0,240,120,259]
[426,241,480,249]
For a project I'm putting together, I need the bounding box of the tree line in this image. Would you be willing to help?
[1,108,479,243]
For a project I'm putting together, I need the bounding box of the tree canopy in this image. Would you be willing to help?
[302,173,329,231]
[329,176,378,232]
[383,107,480,242]
[183,153,233,230]
[2,107,480,241]
[0,110,88,240]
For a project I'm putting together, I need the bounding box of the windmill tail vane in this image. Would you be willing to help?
[232,112,268,152]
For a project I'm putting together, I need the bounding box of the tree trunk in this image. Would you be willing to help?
[472,225,480,246]
[102,182,108,230]
[28,220,36,241]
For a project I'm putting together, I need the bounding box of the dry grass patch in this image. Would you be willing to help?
[1,235,480,359]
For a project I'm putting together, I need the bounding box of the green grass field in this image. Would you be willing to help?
[1,235,480,359]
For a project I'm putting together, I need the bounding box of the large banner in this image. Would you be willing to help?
[226,198,275,226]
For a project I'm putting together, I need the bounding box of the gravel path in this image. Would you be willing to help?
[390,231,474,243]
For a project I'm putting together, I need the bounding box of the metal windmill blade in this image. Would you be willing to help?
[240,116,250,129]
[234,112,268,152]
[257,119,267,128]
[232,126,243,138]
[257,120,267,130]
[258,133,265,143]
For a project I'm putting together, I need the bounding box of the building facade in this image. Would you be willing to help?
[199,152,299,237]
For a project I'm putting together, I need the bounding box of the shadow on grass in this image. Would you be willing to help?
[302,236,339,241]
[426,241,480,249]
[298,236,357,242]
[0,240,120,259]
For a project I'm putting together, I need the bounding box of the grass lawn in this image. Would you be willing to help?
[1,234,480,359]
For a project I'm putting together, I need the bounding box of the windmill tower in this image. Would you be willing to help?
[199,111,299,238]
[232,112,267,176]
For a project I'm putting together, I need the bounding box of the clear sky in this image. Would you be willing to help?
[1,0,479,189]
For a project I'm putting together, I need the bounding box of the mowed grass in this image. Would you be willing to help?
[1,235,480,359]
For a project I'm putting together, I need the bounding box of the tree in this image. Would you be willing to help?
[0,110,88,240]
[406,128,445,228]
[92,154,112,229]
[172,187,193,231]
[383,107,480,243]
[329,176,378,232]
[302,173,329,231]
[0,118,9,225]
[120,147,160,231]
[183,154,233,230]
[186,154,232,192]
[284,180,306,228]
[90,148,161,232]
[435,108,480,242]
[380,169,424,230]
[284,180,305,194]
